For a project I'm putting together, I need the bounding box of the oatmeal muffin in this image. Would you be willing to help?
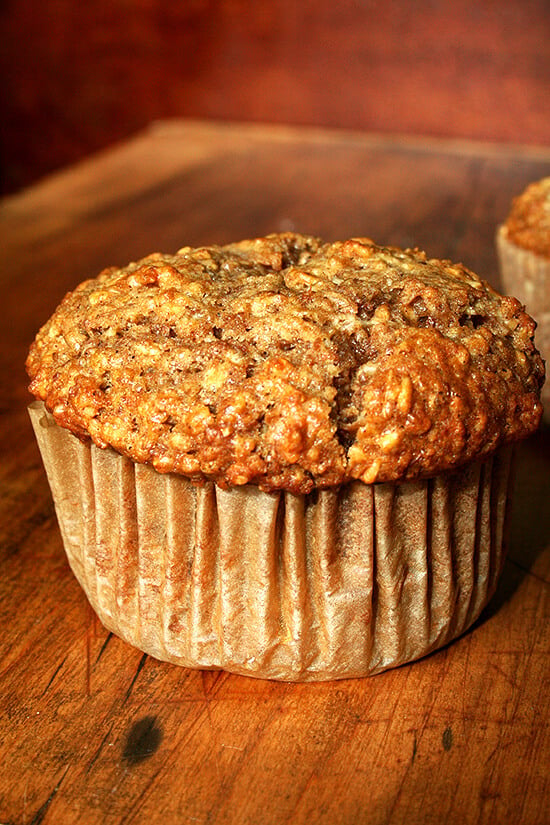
[27,234,544,680]
[497,177,550,420]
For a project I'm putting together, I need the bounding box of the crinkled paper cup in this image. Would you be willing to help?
[30,401,514,682]
[497,226,549,421]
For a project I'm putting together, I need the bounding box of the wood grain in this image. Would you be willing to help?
[0,120,549,825]
[1,0,549,193]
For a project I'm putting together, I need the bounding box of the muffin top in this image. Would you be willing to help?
[27,233,544,493]
[502,177,550,258]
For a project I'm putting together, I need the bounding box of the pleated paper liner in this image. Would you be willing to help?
[30,401,514,682]
[496,226,550,421]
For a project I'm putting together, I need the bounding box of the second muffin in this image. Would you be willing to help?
[496,177,550,420]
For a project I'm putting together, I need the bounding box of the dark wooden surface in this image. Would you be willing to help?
[2,0,549,193]
[1,120,549,824]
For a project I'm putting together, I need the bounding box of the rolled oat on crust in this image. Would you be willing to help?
[27,233,544,493]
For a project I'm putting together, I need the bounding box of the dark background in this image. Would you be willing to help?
[1,0,549,195]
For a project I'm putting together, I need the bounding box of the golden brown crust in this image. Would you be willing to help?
[503,177,550,258]
[27,234,544,493]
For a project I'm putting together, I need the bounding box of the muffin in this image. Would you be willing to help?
[27,234,544,681]
[496,177,550,420]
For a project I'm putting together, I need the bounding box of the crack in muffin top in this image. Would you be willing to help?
[27,233,544,493]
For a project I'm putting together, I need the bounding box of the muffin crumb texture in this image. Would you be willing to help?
[27,234,544,493]
[503,177,550,258]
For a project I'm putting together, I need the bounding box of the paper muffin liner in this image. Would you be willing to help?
[30,401,514,682]
[496,226,549,420]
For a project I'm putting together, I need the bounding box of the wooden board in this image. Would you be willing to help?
[3,0,550,193]
[1,120,549,825]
